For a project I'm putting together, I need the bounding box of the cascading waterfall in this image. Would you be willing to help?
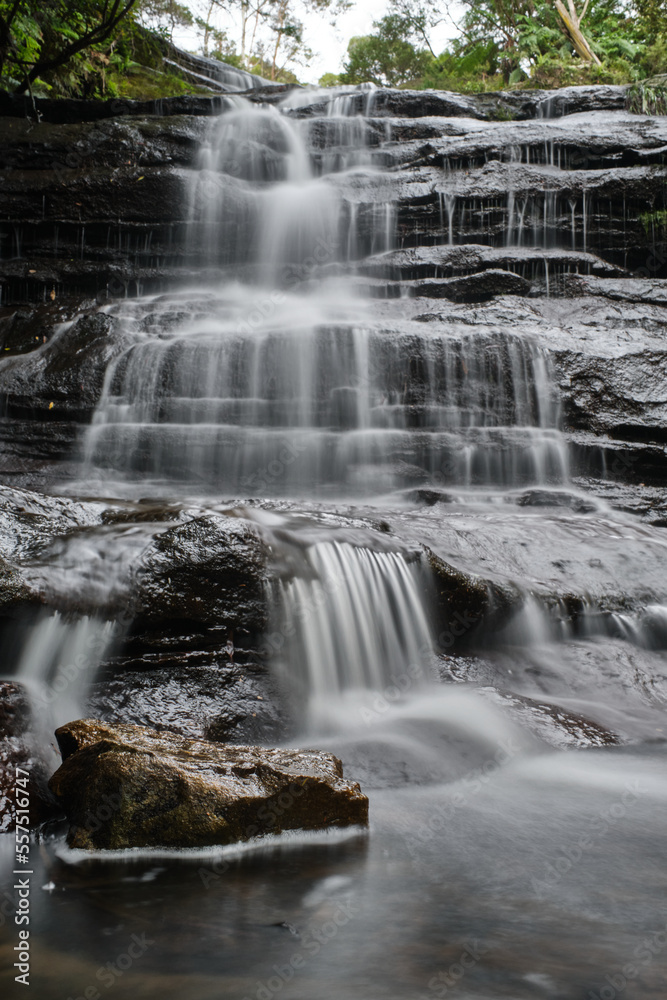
[6,77,667,1000]
[79,84,578,727]
[274,541,433,723]
[85,308,567,490]
[6,613,116,757]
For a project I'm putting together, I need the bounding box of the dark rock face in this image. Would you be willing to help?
[0,91,236,125]
[0,113,210,304]
[0,682,60,831]
[129,513,270,634]
[406,269,531,301]
[0,485,271,641]
[49,719,369,849]
[0,312,129,421]
[1,93,664,310]
[286,85,628,123]
[87,656,286,746]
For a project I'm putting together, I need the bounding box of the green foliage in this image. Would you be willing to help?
[642,36,667,76]
[639,208,667,233]
[627,80,667,114]
[340,14,431,87]
[0,0,144,94]
[318,71,342,86]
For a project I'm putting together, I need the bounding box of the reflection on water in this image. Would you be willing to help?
[2,692,667,999]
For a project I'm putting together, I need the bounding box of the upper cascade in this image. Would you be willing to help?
[187,96,395,280]
[83,87,578,495]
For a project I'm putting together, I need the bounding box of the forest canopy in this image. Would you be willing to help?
[0,0,665,98]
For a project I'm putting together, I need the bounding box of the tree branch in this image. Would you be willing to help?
[13,0,139,93]
[555,0,601,64]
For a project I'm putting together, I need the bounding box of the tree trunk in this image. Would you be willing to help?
[555,0,602,65]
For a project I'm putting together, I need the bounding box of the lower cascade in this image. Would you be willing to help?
[273,541,433,718]
[1,73,666,1000]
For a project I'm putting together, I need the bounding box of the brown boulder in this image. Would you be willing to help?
[49,719,368,850]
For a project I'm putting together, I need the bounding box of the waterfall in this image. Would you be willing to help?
[6,613,117,757]
[82,90,569,496]
[85,312,567,491]
[273,541,433,724]
[77,87,576,731]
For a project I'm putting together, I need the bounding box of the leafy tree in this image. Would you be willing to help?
[139,0,193,41]
[197,0,349,76]
[0,0,140,93]
[340,13,431,86]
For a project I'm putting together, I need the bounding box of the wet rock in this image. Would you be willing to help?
[408,269,531,301]
[0,484,102,559]
[127,513,270,635]
[0,312,129,420]
[0,91,234,125]
[482,688,621,749]
[0,483,103,619]
[389,111,667,173]
[572,477,667,526]
[513,489,597,513]
[561,274,667,306]
[356,245,625,282]
[408,489,457,506]
[414,502,667,621]
[568,431,667,487]
[425,546,521,647]
[0,303,74,356]
[16,504,270,644]
[49,719,369,850]
[287,85,628,123]
[0,491,271,653]
[160,45,272,94]
[87,656,286,746]
[0,681,60,831]
[389,289,667,481]
[0,115,209,172]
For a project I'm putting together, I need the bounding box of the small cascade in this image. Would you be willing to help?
[86,307,567,491]
[7,613,116,753]
[188,95,394,280]
[274,540,433,722]
[188,101,341,281]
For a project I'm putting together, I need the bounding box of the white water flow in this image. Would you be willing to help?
[83,95,568,493]
[6,613,116,758]
[275,542,433,722]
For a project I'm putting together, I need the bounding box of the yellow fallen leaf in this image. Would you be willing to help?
[48,402,54,410]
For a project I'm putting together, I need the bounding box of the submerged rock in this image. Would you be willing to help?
[49,719,369,850]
